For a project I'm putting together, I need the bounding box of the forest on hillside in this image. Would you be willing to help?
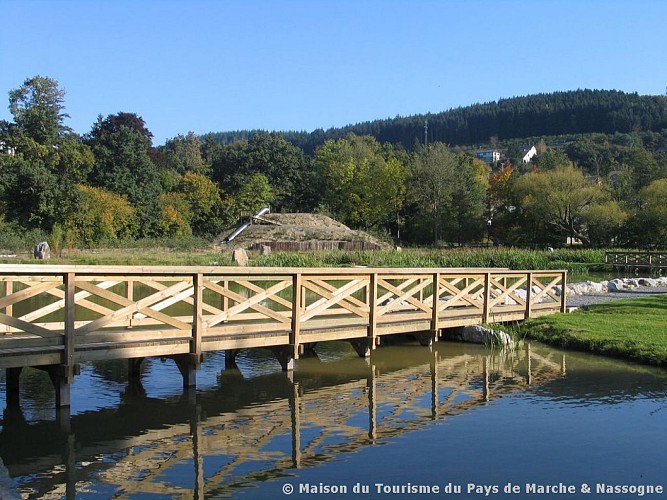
[1,76,667,252]
[205,89,667,154]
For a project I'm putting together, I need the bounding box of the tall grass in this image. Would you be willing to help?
[253,247,606,273]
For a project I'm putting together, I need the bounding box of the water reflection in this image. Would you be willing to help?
[1,341,666,498]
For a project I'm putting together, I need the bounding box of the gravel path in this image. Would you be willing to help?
[566,286,667,308]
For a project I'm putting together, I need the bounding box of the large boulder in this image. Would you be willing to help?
[232,248,249,266]
[444,325,513,346]
[33,241,50,260]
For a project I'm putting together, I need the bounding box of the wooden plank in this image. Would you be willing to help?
[0,312,63,338]
[0,280,62,310]
[78,328,192,344]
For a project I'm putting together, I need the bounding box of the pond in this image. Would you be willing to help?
[1,339,665,499]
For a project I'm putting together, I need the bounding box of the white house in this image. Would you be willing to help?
[475,150,501,164]
[0,141,15,156]
[521,145,537,163]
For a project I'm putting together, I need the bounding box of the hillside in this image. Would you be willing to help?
[203,89,667,153]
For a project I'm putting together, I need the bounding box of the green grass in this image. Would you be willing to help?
[521,295,667,367]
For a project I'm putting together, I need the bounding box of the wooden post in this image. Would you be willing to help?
[368,273,378,350]
[63,273,76,385]
[222,278,229,322]
[560,271,567,313]
[525,272,533,319]
[431,272,440,340]
[192,273,203,361]
[126,279,134,328]
[290,273,302,362]
[3,280,12,334]
[482,272,492,324]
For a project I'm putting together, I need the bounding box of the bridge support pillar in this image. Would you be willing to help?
[300,343,318,358]
[349,339,372,358]
[270,347,295,371]
[127,357,145,394]
[172,354,201,388]
[225,349,240,369]
[37,364,79,408]
[416,330,439,347]
[5,367,22,406]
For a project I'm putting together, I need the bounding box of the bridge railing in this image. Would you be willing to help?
[0,265,567,370]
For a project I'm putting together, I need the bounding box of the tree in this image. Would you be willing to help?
[407,143,458,243]
[445,155,488,244]
[162,132,209,175]
[177,172,226,235]
[86,113,163,237]
[233,173,275,214]
[212,132,312,212]
[627,179,667,249]
[64,185,137,245]
[513,165,606,246]
[581,201,628,247]
[158,192,192,237]
[314,134,408,232]
[0,76,93,231]
[8,75,69,145]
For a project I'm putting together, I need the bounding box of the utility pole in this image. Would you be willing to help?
[424,120,428,148]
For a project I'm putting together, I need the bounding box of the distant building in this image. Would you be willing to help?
[475,150,501,164]
[521,145,537,163]
[0,141,15,156]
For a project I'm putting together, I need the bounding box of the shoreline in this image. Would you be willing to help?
[522,285,667,368]
[564,277,667,308]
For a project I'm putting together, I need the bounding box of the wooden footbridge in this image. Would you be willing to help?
[605,251,667,272]
[0,264,566,407]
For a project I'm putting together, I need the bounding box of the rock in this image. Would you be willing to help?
[232,248,249,266]
[447,325,513,346]
[607,279,624,292]
[259,245,271,256]
[33,241,50,260]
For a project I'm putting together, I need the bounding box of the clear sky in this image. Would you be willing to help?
[1,0,666,146]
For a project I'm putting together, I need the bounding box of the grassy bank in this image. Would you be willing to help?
[518,295,667,367]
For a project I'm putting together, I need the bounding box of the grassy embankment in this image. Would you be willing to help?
[516,295,667,367]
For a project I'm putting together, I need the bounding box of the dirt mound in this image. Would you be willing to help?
[218,213,389,251]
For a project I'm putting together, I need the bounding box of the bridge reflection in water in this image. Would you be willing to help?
[0,342,567,498]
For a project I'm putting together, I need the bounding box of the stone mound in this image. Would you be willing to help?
[219,213,389,250]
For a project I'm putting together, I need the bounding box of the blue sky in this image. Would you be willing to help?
[2,0,666,146]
